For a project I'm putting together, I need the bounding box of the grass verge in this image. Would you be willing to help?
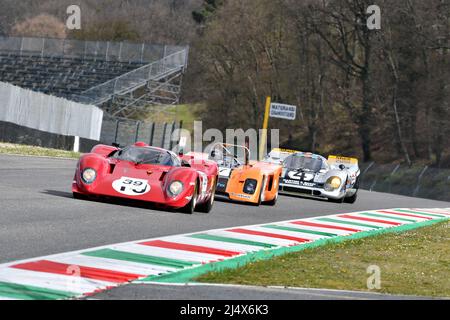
[197,220,450,297]
[0,143,80,159]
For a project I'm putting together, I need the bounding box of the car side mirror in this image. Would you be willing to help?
[181,159,191,167]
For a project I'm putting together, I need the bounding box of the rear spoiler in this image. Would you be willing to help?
[271,148,301,154]
[328,155,359,169]
[265,148,301,164]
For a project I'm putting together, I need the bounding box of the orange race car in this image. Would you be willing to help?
[188,143,282,206]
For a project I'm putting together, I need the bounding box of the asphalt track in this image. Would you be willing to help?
[1,153,449,300]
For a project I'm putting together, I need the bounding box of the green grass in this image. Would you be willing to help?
[197,221,450,297]
[0,143,81,159]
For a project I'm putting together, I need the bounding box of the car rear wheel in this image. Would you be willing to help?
[264,191,278,206]
[181,183,198,214]
[197,178,216,214]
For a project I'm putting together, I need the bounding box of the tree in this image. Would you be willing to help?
[306,0,377,162]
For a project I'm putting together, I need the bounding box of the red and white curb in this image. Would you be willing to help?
[0,208,449,300]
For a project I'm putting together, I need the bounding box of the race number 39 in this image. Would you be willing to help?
[112,177,150,196]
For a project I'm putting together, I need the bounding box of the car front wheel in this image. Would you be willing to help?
[181,184,198,214]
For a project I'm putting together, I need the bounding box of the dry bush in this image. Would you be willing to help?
[11,14,67,38]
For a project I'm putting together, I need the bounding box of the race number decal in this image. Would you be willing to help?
[287,171,315,181]
[112,177,150,196]
[219,167,232,178]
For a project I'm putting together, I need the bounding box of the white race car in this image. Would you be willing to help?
[264,149,360,203]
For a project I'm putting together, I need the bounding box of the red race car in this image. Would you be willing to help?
[72,142,218,214]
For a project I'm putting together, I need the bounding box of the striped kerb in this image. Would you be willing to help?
[82,249,197,269]
[395,209,447,218]
[358,212,417,223]
[189,234,276,248]
[290,221,361,233]
[11,260,143,283]
[337,215,402,226]
[316,217,383,229]
[0,281,76,300]
[227,228,310,243]
[377,210,433,220]
[139,240,240,257]
[262,225,338,237]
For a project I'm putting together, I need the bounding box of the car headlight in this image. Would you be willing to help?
[324,176,342,191]
[168,181,184,197]
[243,179,258,195]
[81,168,97,184]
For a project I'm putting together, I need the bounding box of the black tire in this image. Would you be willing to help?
[181,183,198,214]
[197,178,216,214]
[264,192,278,206]
[328,197,344,203]
[73,192,86,200]
[344,191,358,204]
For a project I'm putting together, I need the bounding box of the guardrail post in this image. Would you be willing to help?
[114,120,120,144]
[389,164,401,193]
[41,38,45,58]
[149,123,155,146]
[140,43,145,63]
[134,121,141,143]
[413,166,429,197]
[169,122,176,150]
[161,123,168,148]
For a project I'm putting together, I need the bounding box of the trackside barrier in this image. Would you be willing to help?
[100,116,182,149]
[359,163,450,202]
[0,81,103,141]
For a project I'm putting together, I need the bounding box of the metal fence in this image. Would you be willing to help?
[75,49,188,105]
[359,162,450,202]
[0,81,103,140]
[100,116,182,151]
[0,36,188,64]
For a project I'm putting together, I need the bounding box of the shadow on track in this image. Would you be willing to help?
[41,189,180,214]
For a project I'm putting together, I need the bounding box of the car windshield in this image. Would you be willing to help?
[112,146,175,166]
[210,147,242,168]
[284,154,323,172]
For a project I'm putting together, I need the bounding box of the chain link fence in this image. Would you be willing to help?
[359,162,450,202]
[0,36,187,64]
[100,116,182,151]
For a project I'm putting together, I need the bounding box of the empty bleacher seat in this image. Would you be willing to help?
[0,52,146,100]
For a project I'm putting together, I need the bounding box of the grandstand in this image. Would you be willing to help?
[0,37,189,117]
[0,52,144,98]
[0,36,189,147]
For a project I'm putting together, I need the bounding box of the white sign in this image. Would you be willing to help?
[112,177,151,196]
[270,103,297,120]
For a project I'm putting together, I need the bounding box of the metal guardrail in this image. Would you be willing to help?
[100,116,182,150]
[359,162,450,202]
[0,36,187,63]
[73,50,188,106]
